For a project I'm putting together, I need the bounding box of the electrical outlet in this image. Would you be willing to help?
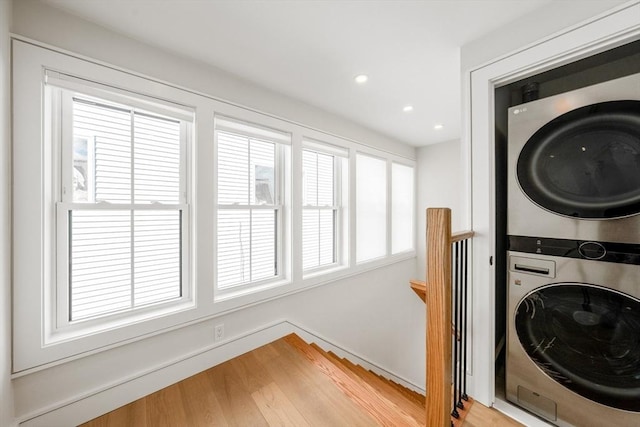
[214,324,224,342]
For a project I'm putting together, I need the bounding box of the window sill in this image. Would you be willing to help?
[214,278,292,303]
[44,299,197,346]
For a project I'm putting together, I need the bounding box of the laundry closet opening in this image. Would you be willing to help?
[493,38,640,411]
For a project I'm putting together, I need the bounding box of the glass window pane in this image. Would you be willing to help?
[70,210,132,321]
[356,154,386,262]
[303,150,334,207]
[302,209,336,270]
[217,132,249,205]
[302,151,318,206]
[317,153,334,206]
[73,99,131,203]
[133,210,181,306]
[217,209,251,288]
[250,139,275,205]
[302,209,320,270]
[392,163,414,253]
[319,209,336,266]
[134,113,181,204]
[251,209,277,281]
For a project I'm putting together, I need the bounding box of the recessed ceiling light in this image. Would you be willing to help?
[434,124,444,130]
[403,105,414,112]
[354,74,368,84]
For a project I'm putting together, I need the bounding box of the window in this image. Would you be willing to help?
[356,153,387,263]
[215,116,290,293]
[302,141,348,272]
[392,162,414,253]
[51,84,191,327]
[13,42,416,371]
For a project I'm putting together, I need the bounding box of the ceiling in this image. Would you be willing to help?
[42,0,553,146]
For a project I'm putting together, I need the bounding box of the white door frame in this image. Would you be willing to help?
[465,0,640,410]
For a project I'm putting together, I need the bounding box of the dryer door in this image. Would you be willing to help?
[517,100,640,219]
[515,283,640,411]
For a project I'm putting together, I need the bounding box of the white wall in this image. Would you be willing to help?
[13,0,414,159]
[461,0,629,71]
[1,0,14,425]
[10,1,424,425]
[415,140,463,280]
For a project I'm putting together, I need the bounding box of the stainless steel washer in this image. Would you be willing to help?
[506,236,640,426]
[508,72,640,244]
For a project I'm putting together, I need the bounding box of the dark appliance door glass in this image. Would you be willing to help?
[515,284,640,411]
[517,100,640,218]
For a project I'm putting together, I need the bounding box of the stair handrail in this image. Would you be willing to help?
[420,208,474,427]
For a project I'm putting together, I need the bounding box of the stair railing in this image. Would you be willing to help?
[411,208,473,427]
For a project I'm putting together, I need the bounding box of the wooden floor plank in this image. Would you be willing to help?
[145,383,189,427]
[252,340,281,364]
[178,371,229,427]
[463,404,525,427]
[206,359,270,427]
[80,399,147,427]
[251,382,312,427]
[266,339,378,427]
[229,350,274,393]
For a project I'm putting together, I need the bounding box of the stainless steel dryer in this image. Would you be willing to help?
[508,72,640,243]
[506,236,640,426]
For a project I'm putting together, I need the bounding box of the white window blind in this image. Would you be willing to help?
[391,162,414,254]
[302,149,337,271]
[61,94,188,322]
[356,153,387,263]
[216,117,286,290]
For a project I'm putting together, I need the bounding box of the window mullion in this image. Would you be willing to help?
[315,154,320,267]
[248,139,253,283]
[129,110,135,310]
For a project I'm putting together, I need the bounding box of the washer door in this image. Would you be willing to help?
[515,283,640,411]
[517,100,640,219]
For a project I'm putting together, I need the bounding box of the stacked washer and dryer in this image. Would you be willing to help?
[506,72,640,426]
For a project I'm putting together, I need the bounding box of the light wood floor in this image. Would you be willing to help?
[81,335,523,427]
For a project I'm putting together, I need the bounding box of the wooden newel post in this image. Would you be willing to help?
[425,208,452,427]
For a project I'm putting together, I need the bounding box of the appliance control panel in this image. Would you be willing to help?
[508,235,640,265]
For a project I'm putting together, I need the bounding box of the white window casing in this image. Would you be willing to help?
[355,152,416,264]
[214,115,291,299]
[51,90,192,333]
[301,139,349,274]
[13,41,206,371]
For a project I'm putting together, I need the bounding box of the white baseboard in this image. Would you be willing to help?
[18,320,424,426]
[19,320,294,427]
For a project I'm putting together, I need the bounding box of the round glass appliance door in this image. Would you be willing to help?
[516,100,640,219]
[515,284,640,411]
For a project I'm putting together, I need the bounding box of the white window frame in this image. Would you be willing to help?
[390,160,416,255]
[355,151,388,264]
[301,139,348,276]
[48,84,193,335]
[13,41,212,371]
[354,148,416,266]
[214,115,291,300]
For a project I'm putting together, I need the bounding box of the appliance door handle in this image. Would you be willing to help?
[514,264,550,275]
